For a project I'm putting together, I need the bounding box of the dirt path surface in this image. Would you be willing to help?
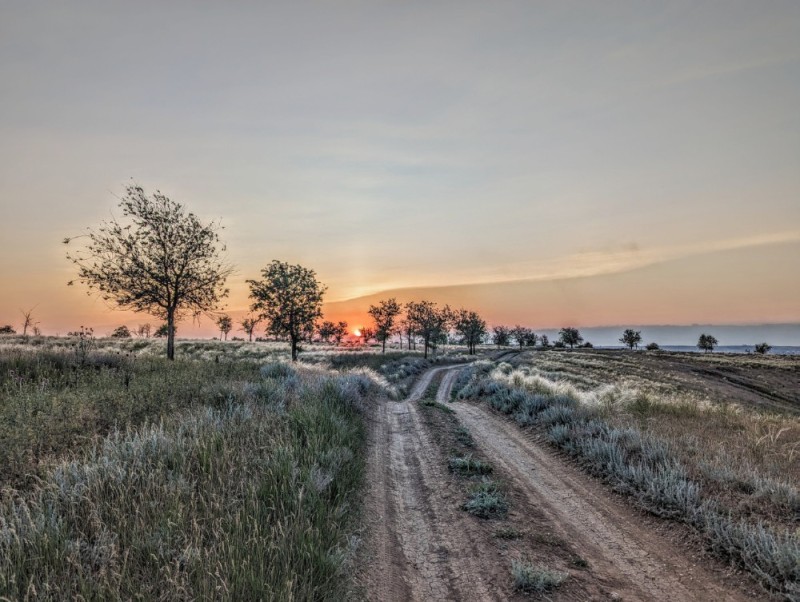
[361,367,505,601]
[447,394,752,600]
[361,364,756,601]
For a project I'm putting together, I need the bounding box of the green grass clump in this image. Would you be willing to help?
[462,480,508,519]
[448,455,493,476]
[511,560,567,593]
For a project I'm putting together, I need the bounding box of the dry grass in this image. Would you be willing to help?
[0,338,385,599]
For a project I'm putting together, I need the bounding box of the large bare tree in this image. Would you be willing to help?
[247,260,326,361]
[66,185,232,359]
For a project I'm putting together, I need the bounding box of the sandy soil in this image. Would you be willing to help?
[359,363,761,601]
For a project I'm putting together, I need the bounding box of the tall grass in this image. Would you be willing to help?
[457,364,800,600]
[0,345,381,600]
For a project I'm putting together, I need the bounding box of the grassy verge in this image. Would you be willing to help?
[0,345,380,599]
[456,361,800,600]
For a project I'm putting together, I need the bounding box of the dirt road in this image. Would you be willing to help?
[361,365,755,601]
[361,367,505,601]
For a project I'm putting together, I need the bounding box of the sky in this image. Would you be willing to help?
[1,1,798,340]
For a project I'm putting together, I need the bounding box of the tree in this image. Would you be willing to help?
[0,325,15,335]
[360,327,375,346]
[136,323,151,338]
[247,260,326,361]
[240,316,260,342]
[216,314,233,340]
[754,342,772,354]
[332,321,349,345]
[697,333,718,353]
[110,325,132,338]
[368,298,402,353]
[317,320,337,343]
[540,334,550,348]
[509,325,533,350]
[492,326,510,347]
[405,300,450,359]
[453,309,487,354]
[65,185,231,360]
[20,307,39,337]
[619,329,642,350]
[559,327,583,349]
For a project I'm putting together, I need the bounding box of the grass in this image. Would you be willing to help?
[459,359,800,600]
[0,339,383,599]
[462,479,509,519]
[448,454,493,476]
[511,559,567,593]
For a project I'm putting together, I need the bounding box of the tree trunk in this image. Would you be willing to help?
[382,337,386,353]
[423,337,429,359]
[167,310,175,360]
[291,335,298,361]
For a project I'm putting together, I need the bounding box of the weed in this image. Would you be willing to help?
[448,455,493,476]
[511,559,567,593]
[462,480,509,519]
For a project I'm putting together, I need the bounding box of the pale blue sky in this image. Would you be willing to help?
[1,2,798,333]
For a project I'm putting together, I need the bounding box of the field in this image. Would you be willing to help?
[1,336,798,600]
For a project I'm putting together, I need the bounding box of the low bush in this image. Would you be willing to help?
[462,480,508,519]
[511,560,567,593]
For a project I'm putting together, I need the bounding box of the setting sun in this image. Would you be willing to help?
[353,328,361,337]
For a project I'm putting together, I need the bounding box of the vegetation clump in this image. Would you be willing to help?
[448,455,493,476]
[462,480,509,518]
[511,560,567,593]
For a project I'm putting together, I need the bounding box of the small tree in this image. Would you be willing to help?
[332,321,349,345]
[240,316,260,342]
[559,327,583,349]
[20,307,39,337]
[0,325,15,335]
[368,298,402,353]
[754,342,771,354]
[317,320,336,343]
[360,327,375,346]
[453,309,487,355]
[509,325,532,350]
[492,326,510,347]
[136,323,151,338]
[247,260,326,361]
[65,185,232,360]
[619,329,642,350]
[216,314,233,340]
[110,325,132,338]
[540,334,550,348]
[697,333,718,353]
[646,342,660,351]
[405,300,450,359]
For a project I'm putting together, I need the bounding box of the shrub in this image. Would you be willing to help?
[646,342,660,351]
[511,560,567,593]
[462,480,508,518]
[754,342,772,354]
